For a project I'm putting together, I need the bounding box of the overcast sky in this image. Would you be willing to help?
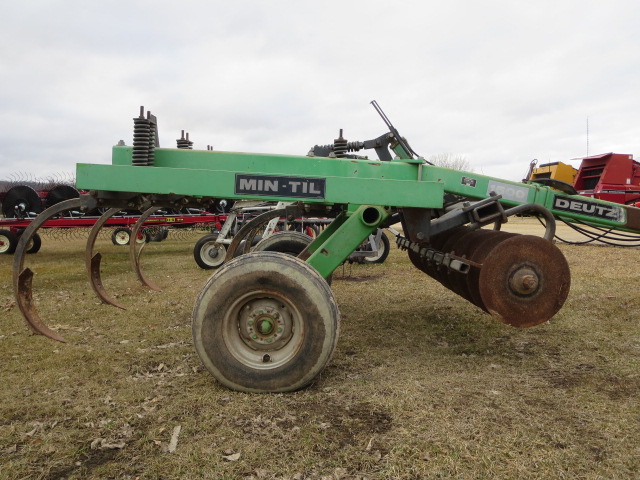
[1,0,639,185]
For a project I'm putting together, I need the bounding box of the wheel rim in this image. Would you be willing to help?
[223,291,303,370]
[202,241,226,267]
[0,235,10,253]
[366,237,386,261]
[114,231,130,245]
[363,232,388,263]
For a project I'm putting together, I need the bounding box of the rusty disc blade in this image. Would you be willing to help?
[421,227,466,280]
[407,247,425,273]
[429,227,465,250]
[433,237,457,289]
[478,235,570,327]
[445,228,491,302]
[465,230,517,311]
[433,228,471,290]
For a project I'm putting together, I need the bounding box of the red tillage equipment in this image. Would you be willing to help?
[0,210,226,254]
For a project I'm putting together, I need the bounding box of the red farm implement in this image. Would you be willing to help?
[0,210,226,254]
[573,152,640,206]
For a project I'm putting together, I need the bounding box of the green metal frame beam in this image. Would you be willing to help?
[420,165,640,232]
[76,145,640,233]
[76,147,445,209]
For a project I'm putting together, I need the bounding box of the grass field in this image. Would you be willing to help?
[1,220,639,479]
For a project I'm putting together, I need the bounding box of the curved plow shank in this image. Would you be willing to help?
[13,198,85,342]
[16,268,66,343]
[129,207,162,291]
[85,207,127,309]
[225,208,286,261]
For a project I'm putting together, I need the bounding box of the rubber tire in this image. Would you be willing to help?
[111,228,131,245]
[254,231,312,256]
[0,229,18,254]
[362,230,391,264]
[194,234,227,269]
[192,251,340,393]
[232,235,263,258]
[149,227,167,242]
[26,232,42,254]
[254,231,332,284]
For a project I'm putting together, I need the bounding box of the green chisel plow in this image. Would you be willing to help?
[13,102,640,392]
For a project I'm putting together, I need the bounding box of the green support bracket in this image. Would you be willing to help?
[303,214,348,259]
[305,205,390,278]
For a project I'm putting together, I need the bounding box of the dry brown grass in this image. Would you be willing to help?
[1,221,639,479]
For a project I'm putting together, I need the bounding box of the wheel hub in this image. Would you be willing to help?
[508,267,539,296]
[240,300,293,350]
[256,317,275,335]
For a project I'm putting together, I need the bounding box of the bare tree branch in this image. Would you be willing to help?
[428,153,473,172]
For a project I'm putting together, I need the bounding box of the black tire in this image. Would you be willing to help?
[25,232,42,254]
[362,230,391,264]
[232,235,263,258]
[254,231,332,284]
[111,228,131,246]
[194,234,227,269]
[149,227,168,242]
[254,231,312,256]
[192,251,340,392]
[0,229,18,254]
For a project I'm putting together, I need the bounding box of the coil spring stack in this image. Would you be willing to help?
[132,106,158,166]
[177,130,194,149]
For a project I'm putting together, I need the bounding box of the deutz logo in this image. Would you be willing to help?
[553,195,625,222]
[235,174,326,199]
